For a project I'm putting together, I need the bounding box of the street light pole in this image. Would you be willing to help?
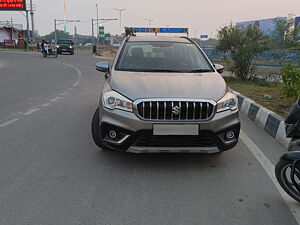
[114,8,126,34]
[92,19,95,45]
[29,0,35,42]
[96,4,99,44]
[145,18,153,27]
[54,19,57,44]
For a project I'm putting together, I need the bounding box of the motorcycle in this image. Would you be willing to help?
[42,43,58,58]
[275,99,300,202]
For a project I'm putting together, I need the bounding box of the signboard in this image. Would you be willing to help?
[236,17,286,36]
[99,26,104,37]
[200,35,209,39]
[0,0,26,11]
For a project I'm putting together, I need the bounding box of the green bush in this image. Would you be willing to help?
[280,63,300,98]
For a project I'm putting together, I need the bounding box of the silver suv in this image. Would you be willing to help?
[91,36,240,153]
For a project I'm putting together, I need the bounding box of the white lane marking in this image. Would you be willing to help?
[50,97,61,102]
[0,63,83,128]
[73,81,79,87]
[0,118,19,128]
[60,91,68,96]
[41,103,51,107]
[240,130,300,224]
[23,108,40,116]
[62,63,82,88]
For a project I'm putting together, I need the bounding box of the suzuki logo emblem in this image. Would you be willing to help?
[172,106,181,116]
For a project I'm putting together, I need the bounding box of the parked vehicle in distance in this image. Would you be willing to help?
[84,43,93,47]
[57,39,74,55]
[91,35,240,154]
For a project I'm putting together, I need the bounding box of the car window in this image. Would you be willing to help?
[116,41,213,72]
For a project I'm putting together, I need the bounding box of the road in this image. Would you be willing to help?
[0,50,299,225]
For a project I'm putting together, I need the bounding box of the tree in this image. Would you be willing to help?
[273,15,300,49]
[216,23,271,80]
[39,30,72,42]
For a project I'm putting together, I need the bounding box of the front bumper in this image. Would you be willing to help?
[98,105,240,153]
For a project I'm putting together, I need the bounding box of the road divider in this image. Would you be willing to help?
[233,90,291,149]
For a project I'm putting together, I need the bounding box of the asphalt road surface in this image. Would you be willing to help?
[0,50,299,225]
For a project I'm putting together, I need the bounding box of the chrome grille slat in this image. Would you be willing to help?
[200,103,202,119]
[164,102,166,120]
[142,102,145,118]
[179,101,182,119]
[171,101,174,120]
[206,102,209,118]
[186,102,189,120]
[136,99,214,121]
[151,102,153,119]
[157,102,159,120]
[193,102,196,120]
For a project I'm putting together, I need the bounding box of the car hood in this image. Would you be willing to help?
[109,71,227,102]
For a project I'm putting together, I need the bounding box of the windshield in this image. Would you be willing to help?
[116,41,213,72]
[57,40,74,45]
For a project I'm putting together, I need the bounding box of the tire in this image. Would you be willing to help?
[275,159,300,202]
[91,108,109,150]
[53,53,58,58]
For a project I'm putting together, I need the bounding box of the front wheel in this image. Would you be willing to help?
[275,159,300,202]
[91,108,109,150]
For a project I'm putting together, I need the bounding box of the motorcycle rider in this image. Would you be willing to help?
[41,40,46,54]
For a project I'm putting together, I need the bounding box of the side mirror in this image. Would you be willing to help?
[96,61,109,73]
[214,64,224,74]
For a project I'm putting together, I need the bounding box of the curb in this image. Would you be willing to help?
[232,90,291,149]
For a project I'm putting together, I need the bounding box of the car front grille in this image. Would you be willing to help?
[135,99,215,121]
[135,134,216,147]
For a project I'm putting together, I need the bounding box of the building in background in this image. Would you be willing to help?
[0,24,26,48]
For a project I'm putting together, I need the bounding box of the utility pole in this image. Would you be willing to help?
[145,18,153,27]
[29,0,35,42]
[96,4,99,44]
[54,19,57,44]
[74,26,77,45]
[92,19,94,45]
[114,8,126,34]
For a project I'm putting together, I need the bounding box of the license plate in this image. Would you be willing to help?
[153,124,199,136]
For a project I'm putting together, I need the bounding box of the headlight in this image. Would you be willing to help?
[102,91,133,112]
[216,92,238,112]
[57,45,60,48]
[70,45,73,48]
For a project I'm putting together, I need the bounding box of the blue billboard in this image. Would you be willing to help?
[295,16,300,40]
[236,17,286,36]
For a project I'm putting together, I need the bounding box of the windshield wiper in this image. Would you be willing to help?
[187,69,213,73]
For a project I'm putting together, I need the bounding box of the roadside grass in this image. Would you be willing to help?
[224,77,297,118]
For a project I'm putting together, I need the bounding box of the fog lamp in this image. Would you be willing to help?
[109,130,117,139]
[225,131,235,141]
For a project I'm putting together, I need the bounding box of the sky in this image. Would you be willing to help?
[0,0,299,38]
